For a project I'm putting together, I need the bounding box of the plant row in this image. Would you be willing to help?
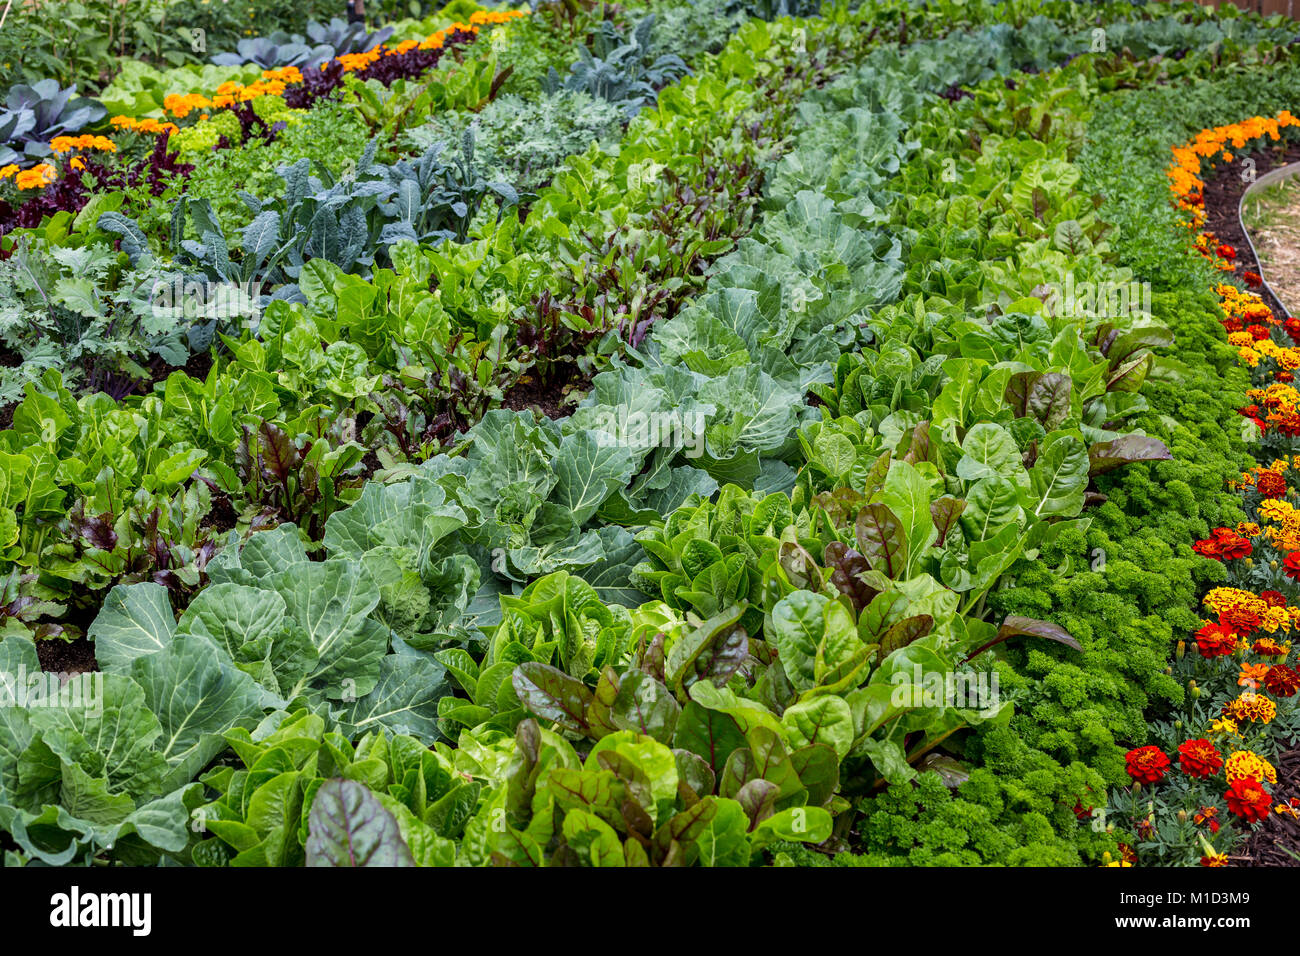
[2,1,1293,866]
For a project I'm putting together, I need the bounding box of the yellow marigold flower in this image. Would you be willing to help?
[1224,692,1277,724]
[1259,499,1296,521]
[1210,716,1240,737]
[1225,750,1277,784]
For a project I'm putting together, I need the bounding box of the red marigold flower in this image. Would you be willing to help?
[1247,324,1271,340]
[1256,472,1288,498]
[1221,604,1261,635]
[1178,739,1224,778]
[1193,529,1251,560]
[1284,552,1300,581]
[1226,777,1272,823]
[1196,621,1239,657]
[1192,538,1223,559]
[1253,637,1288,657]
[1261,589,1289,607]
[1278,371,1295,383]
[1216,532,1252,560]
[1218,243,1238,260]
[1223,317,1244,333]
[1244,271,1263,288]
[1264,664,1300,697]
[1125,745,1171,784]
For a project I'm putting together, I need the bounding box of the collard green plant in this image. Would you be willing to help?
[209,18,393,70]
[102,135,518,298]
[542,15,689,117]
[0,80,107,166]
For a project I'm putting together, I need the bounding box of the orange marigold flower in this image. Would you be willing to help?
[13,163,56,190]
[1238,662,1269,688]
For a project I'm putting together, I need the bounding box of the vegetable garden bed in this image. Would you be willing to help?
[0,0,1297,877]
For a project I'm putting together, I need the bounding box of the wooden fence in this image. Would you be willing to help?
[1195,0,1298,18]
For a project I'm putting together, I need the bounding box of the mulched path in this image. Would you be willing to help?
[1243,178,1300,317]
[1202,139,1300,320]
[1206,139,1300,865]
[1238,748,1300,866]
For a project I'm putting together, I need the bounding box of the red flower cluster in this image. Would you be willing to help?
[1125,745,1171,783]
[1264,663,1300,697]
[1194,806,1221,834]
[1225,777,1272,823]
[1262,590,1289,607]
[1244,271,1263,288]
[1196,621,1239,657]
[1177,739,1224,778]
[1221,603,1263,635]
[1256,471,1288,498]
[1192,528,1253,560]
[1253,637,1288,657]
[1285,552,1300,581]
[1218,243,1238,260]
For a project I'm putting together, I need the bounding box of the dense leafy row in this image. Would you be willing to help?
[4,0,1300,867]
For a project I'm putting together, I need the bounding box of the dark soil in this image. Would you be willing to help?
[35,636,98,676]
[0,344,21,430]
[144,349,214,393]
[201,491,239,534]
[1202,139,1300,319]
[1239,747,1300,866]
[501,371,591,420]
